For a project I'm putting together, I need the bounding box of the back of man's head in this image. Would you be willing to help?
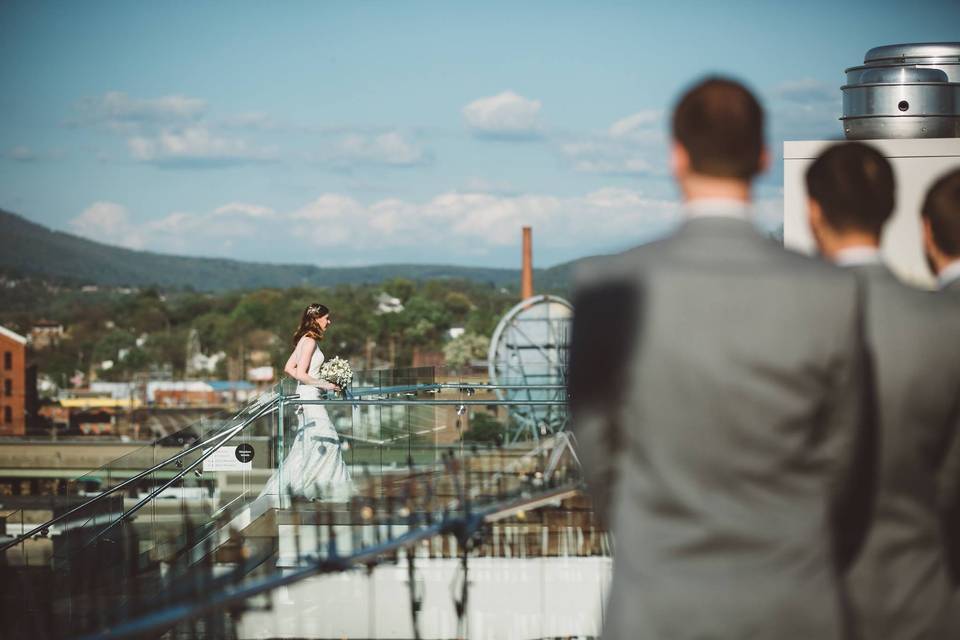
[672,77,765,180]
[922,168,960,258]
[805,142,895,237]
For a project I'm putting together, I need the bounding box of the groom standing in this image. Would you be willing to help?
[568,77,873,639]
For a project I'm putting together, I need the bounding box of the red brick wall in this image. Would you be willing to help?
[0,333,26,436]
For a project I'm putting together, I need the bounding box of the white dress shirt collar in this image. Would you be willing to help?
[833,246,883,268]
[938,258,960,289]
[685,198,751,220]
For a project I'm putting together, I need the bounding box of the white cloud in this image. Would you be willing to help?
[290,194,364,246]
[310,131,429,168]
[213,203,276,218]
[219,112,278,130]
[5,145,65,162]
[70,92,279,167]
[7,145,37,162]
[127,126,276,166]
[69,199,283,256]
[771,78,836,104]
[74,92,207,132]
[68,189,784,264]
[70,202,145,249]
[148,205,277,240]
[462,91,543,138]
[285,187,681,251]
[766,78,842,141]
[557,109,668,176]
[461,177,518,196]
[608,110,663,139]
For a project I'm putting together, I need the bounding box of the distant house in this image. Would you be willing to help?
[375,292,404,314]
[187,351,226,375]
[90,381,137,400]
[149,380,218,406]
[206,380,257,403]
[247,366,275,383]
[29,320,64,349]
[0,325,27,435]
[147,380,257,406]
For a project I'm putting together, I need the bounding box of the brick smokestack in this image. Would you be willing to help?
[521,226,533,299]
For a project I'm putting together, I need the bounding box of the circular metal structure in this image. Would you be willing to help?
[842,42,960,140]
[488,294,573,441]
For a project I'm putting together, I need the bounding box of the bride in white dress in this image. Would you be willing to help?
[260,303,352,501]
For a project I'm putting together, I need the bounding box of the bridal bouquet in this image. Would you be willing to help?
[320,356,353,390]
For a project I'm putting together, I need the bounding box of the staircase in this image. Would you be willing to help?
[1,369,610,640]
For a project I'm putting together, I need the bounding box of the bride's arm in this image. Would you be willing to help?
[284,337,339,390]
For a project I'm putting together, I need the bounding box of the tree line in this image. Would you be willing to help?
[0,275,521,388]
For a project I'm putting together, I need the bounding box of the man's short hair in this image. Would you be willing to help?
[671,77,765,180]
[922,168,960,256]
[805,142,895,237]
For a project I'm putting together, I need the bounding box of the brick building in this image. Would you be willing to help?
[0,325,27,436]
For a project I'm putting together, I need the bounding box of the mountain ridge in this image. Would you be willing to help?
[0,209,578,292]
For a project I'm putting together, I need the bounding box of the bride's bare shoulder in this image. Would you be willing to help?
[294,335,317,354]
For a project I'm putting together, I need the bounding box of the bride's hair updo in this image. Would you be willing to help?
[293,303,330,346]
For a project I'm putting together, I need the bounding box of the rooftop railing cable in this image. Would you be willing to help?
[75,435,583,640]
[0,392,283,554]
[2,381,566,557]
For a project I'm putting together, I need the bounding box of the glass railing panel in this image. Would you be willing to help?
[4,385,589,639]
[1,382,283,561]
[33,384,285,637]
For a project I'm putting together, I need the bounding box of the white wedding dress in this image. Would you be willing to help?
[260,347,352,501]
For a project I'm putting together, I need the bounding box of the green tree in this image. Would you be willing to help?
[444,291,473,318]
[383,278,415,303]
[463,412,504,443]
[443,333,488,370]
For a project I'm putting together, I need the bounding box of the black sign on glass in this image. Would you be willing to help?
[235,443,255,463]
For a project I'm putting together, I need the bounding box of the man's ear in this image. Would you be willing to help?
[807,196,828,252]
[757,146,771,175]
[922,217,936,251]
[807,196,822,228]
[670,142,689,180]
[921,217,942,262]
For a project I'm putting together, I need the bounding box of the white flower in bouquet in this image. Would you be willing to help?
[320,356,353,389]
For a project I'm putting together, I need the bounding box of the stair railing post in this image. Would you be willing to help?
[276,396,285,510]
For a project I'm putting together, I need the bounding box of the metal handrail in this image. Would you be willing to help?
[294,398,567,406]
[81,398,282,550]
[349,382,566,395]
[78,482,583,640]
[0,394,283,553]
[4,384,566,555]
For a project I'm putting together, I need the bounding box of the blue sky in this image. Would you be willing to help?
[1,1,957,268]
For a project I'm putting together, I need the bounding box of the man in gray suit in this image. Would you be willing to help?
[922,168,960,294]
[806,143,960,639]
[568,77,872,639]
[920,167,960,589]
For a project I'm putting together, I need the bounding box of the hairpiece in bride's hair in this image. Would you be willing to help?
[293,303,330,346]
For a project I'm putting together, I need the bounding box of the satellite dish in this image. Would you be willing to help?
[488,295,573,441]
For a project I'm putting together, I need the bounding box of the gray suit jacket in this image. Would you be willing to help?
[569,217,872,640]
[843,264,960,639]
[940,276,960,589]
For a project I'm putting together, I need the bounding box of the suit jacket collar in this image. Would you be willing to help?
[834,246,882,268]
[685,198,751,221]
[938,259,960,290]
[844,262,896,283]
[673,215,760,243]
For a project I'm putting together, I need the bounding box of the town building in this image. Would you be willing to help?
[29,320,65,349]
[0,325,27,436]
